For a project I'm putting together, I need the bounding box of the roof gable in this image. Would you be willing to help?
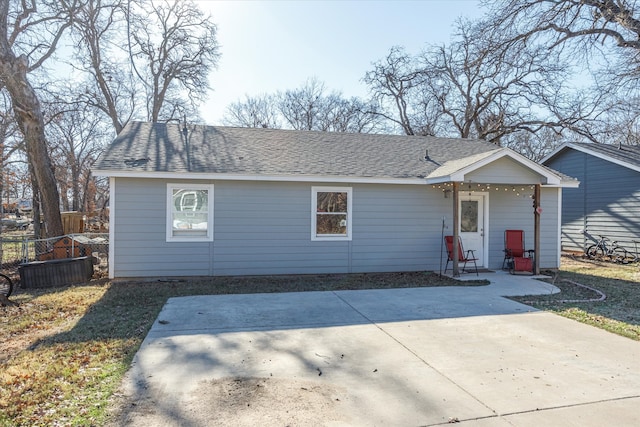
[542,142,640,173]
[427,149,570,186]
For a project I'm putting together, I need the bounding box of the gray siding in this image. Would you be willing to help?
[213,181,349,275]
[467,157,543,184]
[546,150,640,253]
[350,185,449,273]
[113,178,213,277]
[486,187,559,270]
[112,178,561,277]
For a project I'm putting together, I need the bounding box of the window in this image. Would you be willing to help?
[312,186,352,240]
[167,184,214,242]
[460,200,478,232]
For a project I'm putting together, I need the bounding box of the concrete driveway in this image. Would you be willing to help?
[114,272,640,426]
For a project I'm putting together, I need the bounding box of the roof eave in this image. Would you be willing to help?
[91,169,429,185]
[542,142,640,173]
[426,174,578,188]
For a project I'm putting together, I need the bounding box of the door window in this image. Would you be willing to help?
[460,200,478,233]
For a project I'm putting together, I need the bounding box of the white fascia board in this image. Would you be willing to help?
[91,170,428,185]
[425,176,454,184]
[425,175,578,188]
[548,180,580,188]
[543,142,640,173]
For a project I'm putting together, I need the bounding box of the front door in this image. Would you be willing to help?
[459,195,486,267]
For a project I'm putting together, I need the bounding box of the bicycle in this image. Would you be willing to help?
[0,272,13,298]
[585,235,628,263]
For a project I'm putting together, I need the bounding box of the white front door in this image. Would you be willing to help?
[459,194,486,267]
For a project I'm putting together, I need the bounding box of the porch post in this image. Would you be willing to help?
[452,182,460,276]
[534,183,541,275]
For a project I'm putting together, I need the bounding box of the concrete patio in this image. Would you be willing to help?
[114,271,640,426]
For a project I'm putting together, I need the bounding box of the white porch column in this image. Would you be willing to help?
[452,182,460,276]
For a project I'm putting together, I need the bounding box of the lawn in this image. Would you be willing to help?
[511,256,640,341]
[1,258,639,426]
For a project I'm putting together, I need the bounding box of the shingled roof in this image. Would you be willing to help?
[93,121,571,185]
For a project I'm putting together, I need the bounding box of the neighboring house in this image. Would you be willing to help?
[542,142,640,254]
[93,122,577,278]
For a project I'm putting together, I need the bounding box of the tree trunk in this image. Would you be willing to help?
[29,163,42,239]
[0,146,4,266]
[72,161,80,211]
[0,53,63,238]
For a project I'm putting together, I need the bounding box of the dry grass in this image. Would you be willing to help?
[510,255,640,341]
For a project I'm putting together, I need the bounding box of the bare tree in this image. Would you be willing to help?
[320,96,383,133]
[70,0,220,131]
[363,46,435,136]
[223,94,282,128]
[0,0,80,237]
[224,78,382,133]
[48,104,110,211]
[0,91,21,256]
[364,17,602,158]
[127,0,220,123]
[278,78,383,132]
[484,1,640,57]
[588,95,640,147]
[421,19,585,143]
[0,92,22,199]
[277,78,334,131]
[503,127,565,161]
[480,1,640,148]
[71,0,135,134]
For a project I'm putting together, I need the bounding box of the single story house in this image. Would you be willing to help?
[93,122,578,279]
[542,142,640,254]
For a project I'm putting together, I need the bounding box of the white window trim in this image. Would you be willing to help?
[311,186,352,241]
[166,183,214,242]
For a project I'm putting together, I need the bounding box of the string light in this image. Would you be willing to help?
[431,182,535,198]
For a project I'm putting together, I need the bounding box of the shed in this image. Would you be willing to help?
[61,212,86,234]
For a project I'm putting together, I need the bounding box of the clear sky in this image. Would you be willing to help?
[196,0,484,125]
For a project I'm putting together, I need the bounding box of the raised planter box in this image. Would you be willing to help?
[19,256,94,288]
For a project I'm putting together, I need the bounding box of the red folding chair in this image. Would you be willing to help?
[444,235,478,276]
[503,230,534,274]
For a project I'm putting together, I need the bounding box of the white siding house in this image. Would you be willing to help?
[93,122,577,278]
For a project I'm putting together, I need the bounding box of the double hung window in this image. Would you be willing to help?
[312,186,352,241]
